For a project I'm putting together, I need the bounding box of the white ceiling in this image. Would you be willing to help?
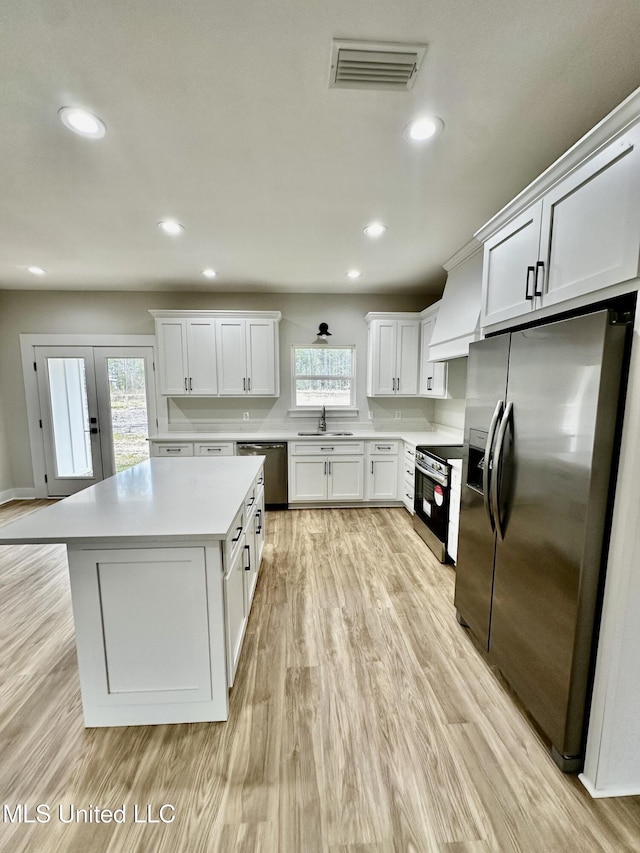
[2,0,640,295]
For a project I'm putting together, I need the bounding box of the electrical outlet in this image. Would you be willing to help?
[395,411,401,419]
[243,412,249,421]
[368,411,374,420]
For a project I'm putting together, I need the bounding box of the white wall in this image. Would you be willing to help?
[0,378,13,500]
[0,289,436,490]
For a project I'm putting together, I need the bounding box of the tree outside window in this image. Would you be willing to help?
[292,345,355,407]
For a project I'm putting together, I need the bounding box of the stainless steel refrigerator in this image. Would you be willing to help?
[454,308,630,772]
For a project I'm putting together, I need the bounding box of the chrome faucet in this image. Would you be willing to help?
[319,405,327,433]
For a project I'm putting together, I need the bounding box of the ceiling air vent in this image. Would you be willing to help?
[329,40,427,91]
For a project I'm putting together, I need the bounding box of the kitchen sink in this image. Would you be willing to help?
[297,431,354,436]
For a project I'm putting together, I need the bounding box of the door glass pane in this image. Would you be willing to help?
[47,358,93,477]
[106,358,150,472]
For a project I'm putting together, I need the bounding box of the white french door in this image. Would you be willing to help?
[35,346,156,497]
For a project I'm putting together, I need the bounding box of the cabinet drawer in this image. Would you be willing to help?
[404,444,416,463]
[224,505,245,566]
[289,441,365,456]
[367,440,399,455]
[403,463,416,483]
[194,442,234,457]
[154,442,194,457]
[402,478,415,513]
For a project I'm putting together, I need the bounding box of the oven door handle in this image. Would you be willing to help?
[415,462,448,486]
[483,400,503,533]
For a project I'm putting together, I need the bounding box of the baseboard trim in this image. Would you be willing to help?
[0,488,37,505]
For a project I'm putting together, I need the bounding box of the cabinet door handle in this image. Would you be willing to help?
[534,260,545,296]
[525,266,535,300]
[165,447,181,453]
[189,377,193,391]
[247,377,251,391]
[243,378,246,391]
[427,377,432,391]
[244,543,251,571]
[328,461,332,475]
[232,526,243,543]
[371,461,374,474]
[392,378,396,391]
[324,460,327,475]
[320,447,335,451]
[184,377,188,391]
[256,509,262,534]
[248,496,255,506]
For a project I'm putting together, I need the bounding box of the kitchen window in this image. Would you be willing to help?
[292,345,355,408]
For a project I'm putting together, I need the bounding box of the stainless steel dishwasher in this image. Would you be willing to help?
[236,442,288,508]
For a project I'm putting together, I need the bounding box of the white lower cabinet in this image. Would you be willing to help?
[366,441,399,500]
[289,455,364,501]
[402,443,416,513]
[244,484,264,613]
[224,535,247,688]
[447,460,462,563]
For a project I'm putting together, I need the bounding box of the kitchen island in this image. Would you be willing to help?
[0,456,265,727]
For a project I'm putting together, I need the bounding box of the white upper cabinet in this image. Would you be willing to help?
[365,314,420,396]
[151,311,281,398]
[481,202,543,327]
[478,112,640,331]
[156,318,217,396]
[419,304,447,397]
[541,126,640,308]
[216,318,279,397]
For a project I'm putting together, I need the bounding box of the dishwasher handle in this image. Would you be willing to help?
[237,443,286,451]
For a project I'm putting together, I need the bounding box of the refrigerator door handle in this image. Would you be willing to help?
[491,401,513,542]
[483,400,504,531]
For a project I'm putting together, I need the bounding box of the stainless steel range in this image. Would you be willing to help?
[413,446,460,562]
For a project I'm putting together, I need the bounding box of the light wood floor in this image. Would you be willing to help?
[1,501,640,852]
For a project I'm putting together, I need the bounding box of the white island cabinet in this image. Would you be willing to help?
[0,456,265,727]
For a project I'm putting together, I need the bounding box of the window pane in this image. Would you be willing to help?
[294,347,352,377]
[47,357,93,477]
[106,358,150,473]
[296,379,352,407]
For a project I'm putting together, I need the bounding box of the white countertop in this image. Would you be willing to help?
[0,457,264,546]
[150,427,463,446]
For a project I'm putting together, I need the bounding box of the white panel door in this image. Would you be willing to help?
[156,319,188,395]
[187,320,218,395]
[368,457,399,500]
[420,317,447,397]
[371,320,397,395]
[328,456,364,500]
[224,541,247,687]
[289,457,327,501]
[542,125,640,308]
[396,321,419,395]
[246,319,276,395]
[216,319,247,395]
[482,201,543,326]
[72,547,212,705]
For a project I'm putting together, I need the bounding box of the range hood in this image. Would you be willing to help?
[429,239,483,362]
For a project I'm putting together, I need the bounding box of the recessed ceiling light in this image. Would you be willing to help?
[158,219,185,236]
[363,222,387,239]
[404,115,444,143]
[27,266,47,276]
[202,268,217,278]
[346,269,362,279]
[58,107,106,139]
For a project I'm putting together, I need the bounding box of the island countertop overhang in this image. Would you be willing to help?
[0,456,264,545]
